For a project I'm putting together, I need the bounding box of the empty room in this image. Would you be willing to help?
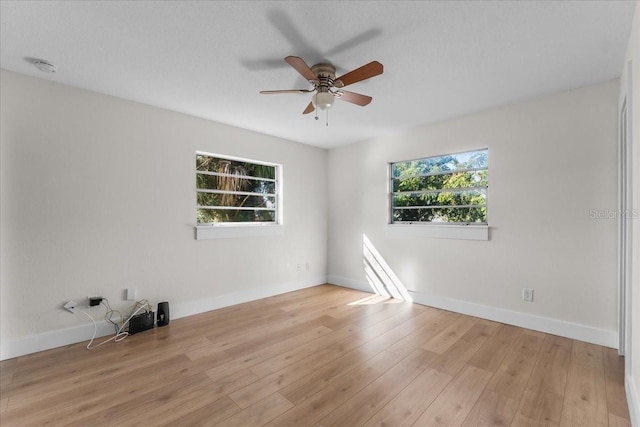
[1,1,639,426]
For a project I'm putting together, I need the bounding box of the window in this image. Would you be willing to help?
[390,149,488,224]
[196,152,280,225]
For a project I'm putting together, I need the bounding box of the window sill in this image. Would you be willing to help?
[195,224,284,240]
[385,224,489,241]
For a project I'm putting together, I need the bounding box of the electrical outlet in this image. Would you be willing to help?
[522,288,534,302]
[126,288,136,301]
[63,300,76,313]
[296,263,301,271]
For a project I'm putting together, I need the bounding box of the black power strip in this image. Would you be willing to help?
[128,311,155,335]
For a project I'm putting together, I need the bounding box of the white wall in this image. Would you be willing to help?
[0,67,623,360]
[328,80,620,347]
[0,70,328,359]
[624,1,640,425]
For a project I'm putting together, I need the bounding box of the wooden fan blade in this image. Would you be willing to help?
[334,61,383,88]
[302,102,315,114]
[285,56,318,82]
[260,89,313,94]
[337,90,372,106]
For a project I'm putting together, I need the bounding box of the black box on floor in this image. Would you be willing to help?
[128,311,155,335]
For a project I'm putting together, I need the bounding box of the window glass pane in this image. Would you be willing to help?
[392,170,488,192]
[196,155,275,179]
[392,207,486,223]
[458,149,488,169]
[390,149,488,224]
[197,174,276,194]
[392,149,488,178]
[197,209,276,224]
[196,152,279,225]
[197,192,276,209]
[392,189,486,208]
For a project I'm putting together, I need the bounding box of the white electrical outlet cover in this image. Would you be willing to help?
[63,300,76,313]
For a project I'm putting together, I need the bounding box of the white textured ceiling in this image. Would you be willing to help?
[0,1,635,149]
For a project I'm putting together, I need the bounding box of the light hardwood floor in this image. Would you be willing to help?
[0,284,630,426]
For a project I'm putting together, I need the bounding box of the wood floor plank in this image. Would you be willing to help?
[570,340,604,369]
[0,285,628,427]
[559,341,608,427]
[461,389,519,427]
[86,376,227,426]
[349,302,441,346]
[7,372,213,426]
[603,348,631,421]
[361,368,453,427]
[204,325,332,381]
[350,299,426,329]
[486,332,544,400]
[316,351,428,426]
[223,321,333,359]
[386,310,457,356]
[512,389,563,427]
[467,324,521,373]
[237,306,430,409]
[217,392,294,427]
[608,413,632,427]
[167,396,241,427]
[524,335,572,395]
[248,324,360,378]
[413,365,493,426]
[422,315,479,354]
[227,334,369,410]
[431,321,499,376]
[6,353,194,411]
[513,335,571,425]
[278,310,447,405]
[278,340,388,405]
[266,350,403,427]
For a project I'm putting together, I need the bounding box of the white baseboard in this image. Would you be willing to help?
[627,374,640,427]
[326,275,373,293]
[329,276,618,349]
[0,321,118,361]
[170,277,324,320]
[0,276,326,361]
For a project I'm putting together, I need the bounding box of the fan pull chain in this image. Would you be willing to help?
[326,108,329,127]
[314,93,319,121]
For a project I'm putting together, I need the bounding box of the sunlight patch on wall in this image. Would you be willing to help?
[362,234,412,302]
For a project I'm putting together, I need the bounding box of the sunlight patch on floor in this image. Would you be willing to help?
[347,294,406,306]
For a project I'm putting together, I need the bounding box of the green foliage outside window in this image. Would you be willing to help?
[196,154,278,224]
[391,149,488,224]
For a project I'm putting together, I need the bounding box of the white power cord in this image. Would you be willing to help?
[77,301,151,350]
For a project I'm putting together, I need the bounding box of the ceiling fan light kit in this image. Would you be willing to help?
[260,55,383,124]
[313,91,335,110]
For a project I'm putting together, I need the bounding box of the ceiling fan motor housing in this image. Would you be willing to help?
[311,63,337,110]
[311,63,335,87]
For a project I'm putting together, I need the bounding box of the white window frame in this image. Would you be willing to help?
[195,151,283,240]
[387,149,489,241]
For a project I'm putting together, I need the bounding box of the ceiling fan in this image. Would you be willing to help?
[260,56,383,117]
